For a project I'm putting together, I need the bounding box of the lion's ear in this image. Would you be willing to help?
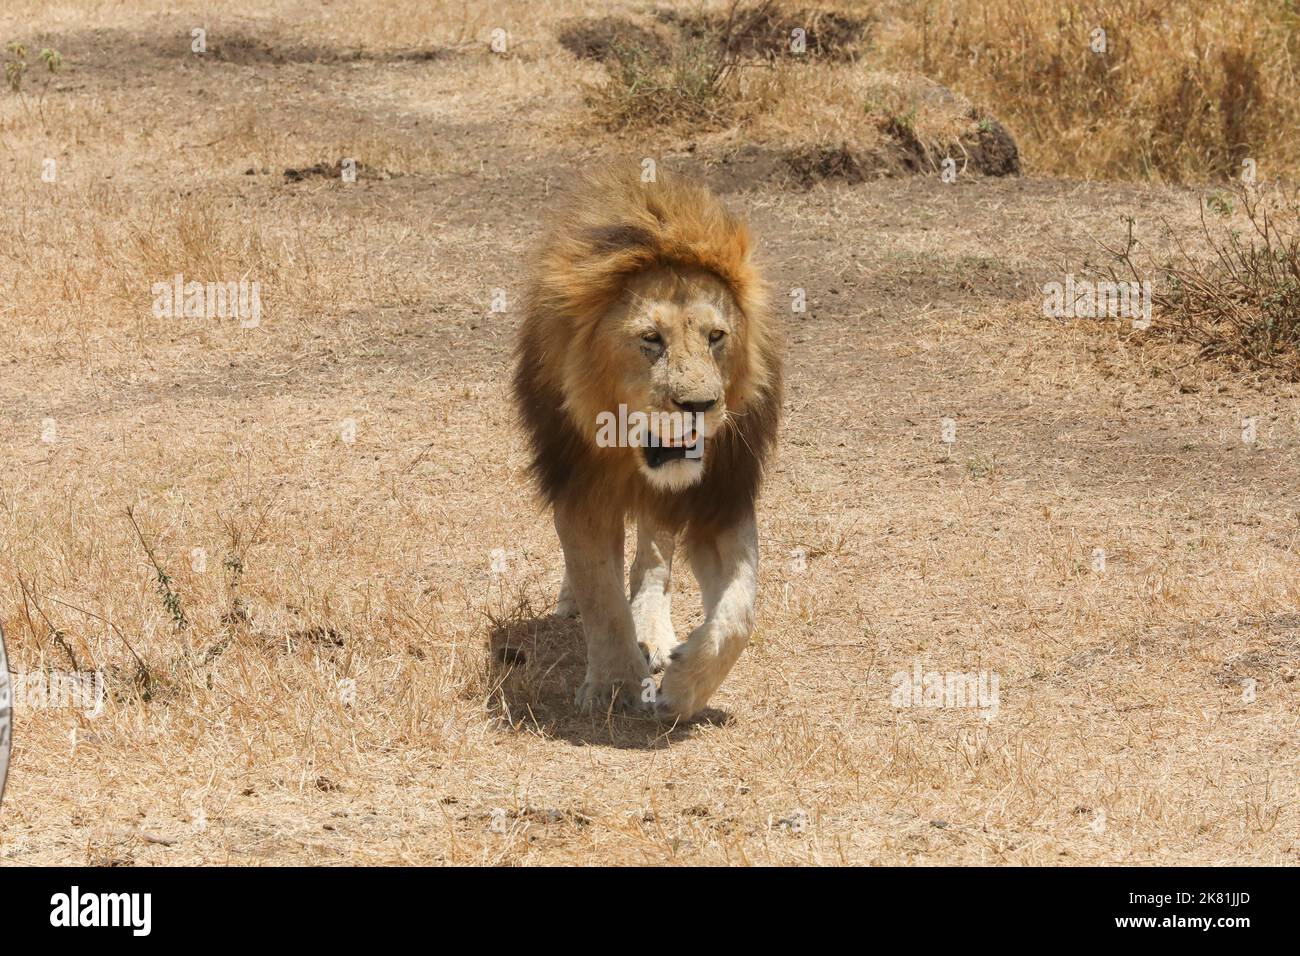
[727,222,753,265]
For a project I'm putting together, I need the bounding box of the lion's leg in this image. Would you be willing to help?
[629,514,678,672]
[555,573,579,618]
[655,511,758,720]
[554,504,652,713]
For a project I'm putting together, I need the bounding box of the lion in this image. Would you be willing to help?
[513,165,782,720]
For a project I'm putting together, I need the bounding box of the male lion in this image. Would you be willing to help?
[513,167,782,720]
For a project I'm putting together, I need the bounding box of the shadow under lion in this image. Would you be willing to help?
[486,602,729,749]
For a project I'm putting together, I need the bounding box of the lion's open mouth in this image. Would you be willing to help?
[642,434,705,469]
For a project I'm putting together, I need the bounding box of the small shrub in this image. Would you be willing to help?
[1110,184,1300,375]
[4,42,61,94]
[590,32,743,130]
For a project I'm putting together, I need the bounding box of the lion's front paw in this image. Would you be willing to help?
[555,585,580,619]
[638,637,676,674]
[633,601,677,672]
[653,643,734,722]
[653,664,706,722]
[575,670,655,716]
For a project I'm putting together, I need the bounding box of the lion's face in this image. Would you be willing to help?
[580,266,742,492]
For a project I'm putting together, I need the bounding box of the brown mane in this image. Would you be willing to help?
[512,166,782,540]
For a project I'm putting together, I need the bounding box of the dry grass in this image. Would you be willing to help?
[591,32,743,130]
[578,3,1002,177]
[0,0,1298,866]
[577,0,1300,183]
[1105,183,1300,377]
[875,0,1300,183]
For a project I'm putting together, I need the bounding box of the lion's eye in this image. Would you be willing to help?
[709,329,726,344]
[641,331,663,345]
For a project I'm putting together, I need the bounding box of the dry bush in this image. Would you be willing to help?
[580,2,1015,180]
[751,65,1018,176]
[591,34,742,129]
[585,11,748,130]
[875,0,1300,183]
[584,1,875,131]
[1110,184,1300,375]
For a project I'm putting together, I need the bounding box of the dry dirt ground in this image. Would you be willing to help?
[0,1,1297,865]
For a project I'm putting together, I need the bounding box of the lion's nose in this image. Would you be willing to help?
[672,398,717,414]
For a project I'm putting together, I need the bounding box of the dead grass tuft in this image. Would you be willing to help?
[1112,184,1300,376]
[587,23,745,130]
